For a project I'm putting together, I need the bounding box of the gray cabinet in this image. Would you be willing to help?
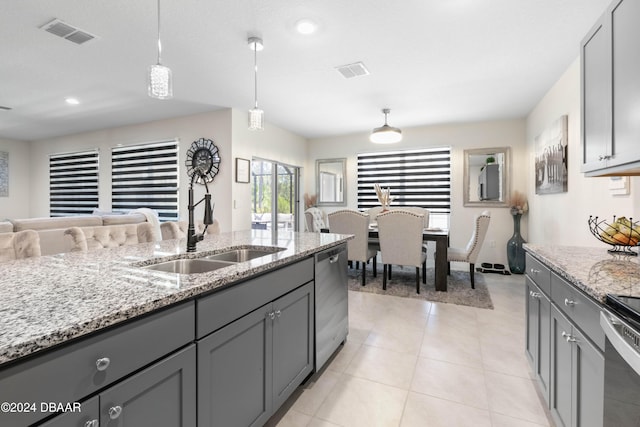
[581,0,640,176]
[38,396,99,427]
[525,277,551,403]
[197,282,314,427]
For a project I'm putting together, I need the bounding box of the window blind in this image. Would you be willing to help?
[111,140,179,221]
[357,147,451,213]
[49,150,99,217]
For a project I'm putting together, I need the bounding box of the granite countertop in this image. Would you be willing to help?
[524,244,640,304]
[0,230,351,366]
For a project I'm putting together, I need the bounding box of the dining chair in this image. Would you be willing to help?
[394,206,430,228]
[376,210,427,293]
[328,209,377,286]
[0,230,41,262]
[364,206,384,224]
[160,219,221,240]
[64,223,156,251]
[447,210,491,289]
[304,207,328,232]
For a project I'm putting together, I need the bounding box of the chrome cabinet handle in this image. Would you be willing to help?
[96,357,111,371]
[109,405,122,420]
[84,420,99,427]
[564,298,576,307]
[598,154,611,161]
[275,310,281,318]
[267,311,275,320]
[529,291,541,298]
[530,268,540,274]
[561,331,576,343]
[329,254,340,264]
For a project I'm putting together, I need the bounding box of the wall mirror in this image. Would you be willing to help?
[463,147,510,207]
[316,158,346,206]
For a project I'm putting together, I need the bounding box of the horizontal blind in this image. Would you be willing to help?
[49,150,99,217]
[111,140,178,221]
[357,147,451,213]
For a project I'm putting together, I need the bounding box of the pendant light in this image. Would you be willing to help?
[248,36,264,130]
[370,108,402,144]
[148,0,172,99]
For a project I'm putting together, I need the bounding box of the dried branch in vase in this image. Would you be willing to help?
[374,183,394,208]
[508,190,528,215]
[304,193,317,209]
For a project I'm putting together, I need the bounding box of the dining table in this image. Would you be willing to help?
[368,226,450,292]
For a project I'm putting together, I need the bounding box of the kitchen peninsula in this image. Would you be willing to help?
[0,230,351,427]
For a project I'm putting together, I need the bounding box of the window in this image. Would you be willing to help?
[251,159,299,232]
[357,147,451,225]
[111,140,179,221]
[49,150,99,217]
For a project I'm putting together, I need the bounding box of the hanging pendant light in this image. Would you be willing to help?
[370,108,402,143]
[248,36,264,130]
[148,0,172,99]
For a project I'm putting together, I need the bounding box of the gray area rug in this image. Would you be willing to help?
[348,264,494,310]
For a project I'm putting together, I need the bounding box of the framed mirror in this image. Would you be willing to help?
[316,158,346,206]
[463,147,510,207]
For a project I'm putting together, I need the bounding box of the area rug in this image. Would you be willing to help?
[347,265,494,310]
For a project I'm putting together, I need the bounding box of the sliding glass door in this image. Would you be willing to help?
[251,159,299,231]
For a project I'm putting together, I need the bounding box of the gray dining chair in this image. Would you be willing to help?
[447,210,491,288]
[328,209,378,286]
[377,210,427,293]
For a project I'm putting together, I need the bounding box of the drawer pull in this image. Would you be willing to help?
[96,357,111,371]
[109,405,123,420]
[564,298,576,307]
[530,291,541,299]
[84,420,99,427]
[530,268,541,274]
[561,331,576,343]
[267,311,275,320]
[275,309,281,318]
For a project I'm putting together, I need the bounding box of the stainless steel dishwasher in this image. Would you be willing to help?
[314,243,348,371]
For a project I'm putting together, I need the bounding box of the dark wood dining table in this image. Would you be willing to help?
[368,227,450,292]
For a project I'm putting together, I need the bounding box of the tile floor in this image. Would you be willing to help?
[266,272,554,427]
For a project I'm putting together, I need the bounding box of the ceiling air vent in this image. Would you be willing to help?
[40,18,96,45]
[335,62,370,79]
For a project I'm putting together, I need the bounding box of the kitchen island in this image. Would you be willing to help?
[0,229,351,427]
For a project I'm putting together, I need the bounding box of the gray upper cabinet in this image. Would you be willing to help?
[582,0,640,176]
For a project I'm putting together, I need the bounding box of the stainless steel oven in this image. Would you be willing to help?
[601,295,640,426]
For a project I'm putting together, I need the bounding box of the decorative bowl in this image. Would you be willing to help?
[588,215,639,256]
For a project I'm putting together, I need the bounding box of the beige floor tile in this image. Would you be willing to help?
[291,369,342,416]
[345,344,418,389]
[326,339,362,373]
[490,412,550,426]
[411,357,489,409]
[420,328,483,369]
[268,409,312,427]
[485,371,550,425]
[401,392,492,427]
[315,376,407,427]
[307,418,342,427]
[480,338,531,378]
[365,318,425,355]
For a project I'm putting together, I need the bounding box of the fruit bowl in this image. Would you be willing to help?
[588,215,639,255]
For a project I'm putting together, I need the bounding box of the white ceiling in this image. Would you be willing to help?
[0,0,610,142]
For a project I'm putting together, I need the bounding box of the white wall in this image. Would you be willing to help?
[28,110,234,231]
[525,58,640,247]
[230,109,308,231]
[0,138,31,219]
[307,119,527,267]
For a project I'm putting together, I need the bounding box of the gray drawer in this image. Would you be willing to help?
[525,253,551,295]
[197,258,314,338]
[38,396,99,427]
[0,302,194,426]
[550,272,604,351]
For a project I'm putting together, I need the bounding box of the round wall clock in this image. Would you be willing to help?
[186,138,220,184]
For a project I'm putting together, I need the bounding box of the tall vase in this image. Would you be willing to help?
[507,213,526,274]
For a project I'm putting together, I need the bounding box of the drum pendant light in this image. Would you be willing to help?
[370,108,402,143]
[148,0,173,99]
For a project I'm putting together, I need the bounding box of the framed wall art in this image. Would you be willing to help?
[535,115,568,195]
[0,151,8,197]
[235,158,250,183]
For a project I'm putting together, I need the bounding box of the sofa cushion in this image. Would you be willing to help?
[0,221,13,233]
[0,230,41,262]
[12,216,102,232]
[65,223,156,252]
[101,213,147,226]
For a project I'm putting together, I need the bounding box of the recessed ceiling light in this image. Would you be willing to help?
[295,19,318,35]
[65,97,80,105]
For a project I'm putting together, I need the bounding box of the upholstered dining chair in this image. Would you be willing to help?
[364,206,384,225]
[0,230,41,262]
[160,219,221,240]
[376,210,427,293]
[304,207,328,232]
[447,210,491,289]
[328,209,378,286]
[64,223,156,252]
[395,207,430,228]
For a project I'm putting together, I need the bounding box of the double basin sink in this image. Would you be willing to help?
[143,247,285,275]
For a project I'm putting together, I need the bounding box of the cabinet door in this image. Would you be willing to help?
[38,396,99,427]
[610,0,640,168]
[525,278,551,404]
[272,282,314,409]
[198,304,273,427]
[581,13,611,172]
[99,345,196,427]
[550,306,572,427]
[525,278,539,368]
[572,327,604,427]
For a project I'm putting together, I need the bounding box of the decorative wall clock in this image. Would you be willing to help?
[186,138,220,184]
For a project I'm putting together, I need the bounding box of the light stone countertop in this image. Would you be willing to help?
[0,230,351,366]
[524,244,640,303]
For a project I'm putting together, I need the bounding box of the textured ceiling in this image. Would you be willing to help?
[0,0,610,141]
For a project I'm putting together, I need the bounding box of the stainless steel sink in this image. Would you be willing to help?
[142,259,234,274]
[204,248,284,262]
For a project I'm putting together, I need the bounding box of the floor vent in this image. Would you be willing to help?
[40,18,96,45]
[335,62,370,79]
